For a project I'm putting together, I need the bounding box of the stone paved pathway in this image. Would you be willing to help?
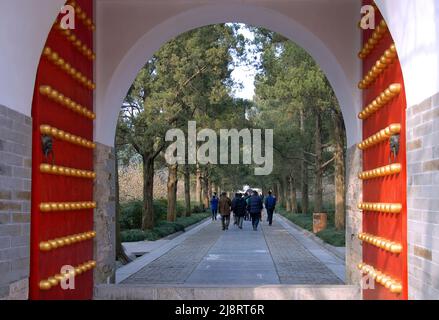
[121,214,343,285]
[263,221,343,284]
[185,218,280,285]
[122,222,222,284]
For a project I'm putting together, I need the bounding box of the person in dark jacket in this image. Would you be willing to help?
[247,190,263,231]
[218,192,232,230]
[264,190,277,226]
[243,192,251,221]
[231,193,246,229]
[210,192,219,221]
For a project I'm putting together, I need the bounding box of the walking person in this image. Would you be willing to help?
[259,193,265,221]
[231,193,246,229]
[243,192,250,221]
[247,190,263,231]
[219,192,232,230]
[210,192,219,221]
[246,190,253,221]
[265,190,277,226]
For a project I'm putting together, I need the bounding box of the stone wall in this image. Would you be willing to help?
[93,143,116,285]
[118,166,187,202]
[297,174,336,210]
[345,145,362,288]
[406,92,439,300]
[0,104,32,300]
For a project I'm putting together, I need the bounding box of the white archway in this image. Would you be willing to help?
[0,0,64,116]
[96,3,361,147]
[2,1,438,145]
[376,0,439,107]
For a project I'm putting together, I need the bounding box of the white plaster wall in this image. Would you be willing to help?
[95,0,362,147]
[377,0,439,107]
[0,0,64,116]
[0,0,363,147]
[0,0,438,143]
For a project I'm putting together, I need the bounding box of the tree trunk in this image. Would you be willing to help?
[314,112,323,213]
[203,168,210,209]
[195,163,202,205]
[290,175,298,214]
[142,155,155,230]
[273,183,279,200]
[334,108,346,230]
[167,164,178,222]
[211,182,218,197]
[184,164,191,217]
[284,175,291,212]
[300,108,309,214]
[277,181,284,208]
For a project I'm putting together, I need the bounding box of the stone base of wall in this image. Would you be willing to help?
[0,104,32,300]
[94,284,361,300]
[0,278,28,300]
[345,145,362,289]
[93,143,116,285]
[406,92,439,300]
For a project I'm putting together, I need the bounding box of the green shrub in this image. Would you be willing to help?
[143,230,160,241]
[176,201,186,217]
[120,229,145,242]
[191,202,205,213]
[119,199,179,230]
[153,198,168,222]
[120,201,143,230]
[154,221,185,237]
[277,207,345,247]
[317,227,345,247]
[120,212,210,242]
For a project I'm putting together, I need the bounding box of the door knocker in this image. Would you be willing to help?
[41,135,55,165]
[389,134,400,164]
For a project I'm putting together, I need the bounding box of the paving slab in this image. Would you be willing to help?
[274,214,345,282]
[116,218,212,283]
[121,221,221,284]
[118,213,345,286]
[185,220,280,285]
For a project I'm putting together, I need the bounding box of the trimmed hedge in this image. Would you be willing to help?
[120,212,210,242]
[120,199,206,230]
[278,207,345,247]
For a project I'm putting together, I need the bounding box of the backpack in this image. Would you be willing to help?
[266,195,276,209]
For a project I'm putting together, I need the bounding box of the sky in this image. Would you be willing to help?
[230,26,260,101]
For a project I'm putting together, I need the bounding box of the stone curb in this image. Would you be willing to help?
[94,283,361,300]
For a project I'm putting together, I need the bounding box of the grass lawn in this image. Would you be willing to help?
[277,207,345,247]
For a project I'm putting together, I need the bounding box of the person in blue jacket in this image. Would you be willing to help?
[247,190,263,231]
[264,190,277,226]
[210,192,219,221]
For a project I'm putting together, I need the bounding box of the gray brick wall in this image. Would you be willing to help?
[345,145,362,289]
[93,143,116,286]
[407,92,439,300]
[0,104,31,300]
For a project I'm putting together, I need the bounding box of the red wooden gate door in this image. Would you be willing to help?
[30,0,96,300]
[358,1,408,300]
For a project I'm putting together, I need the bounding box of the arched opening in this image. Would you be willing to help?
[112,24,349,293]
[96,3,361,147]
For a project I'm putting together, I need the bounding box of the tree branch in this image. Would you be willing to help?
[273,145,314,165]
[321,156,335,169]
